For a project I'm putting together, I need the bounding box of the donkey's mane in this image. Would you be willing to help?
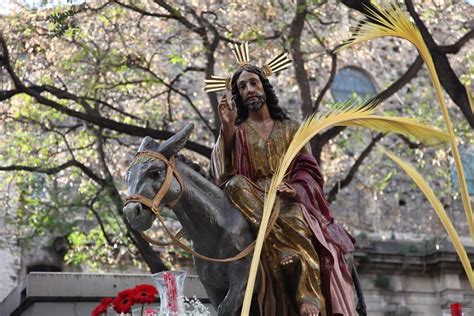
[176,154,212,181]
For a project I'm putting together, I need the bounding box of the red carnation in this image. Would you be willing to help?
[132,284,158,304]
[91,297,113,316]
[113,288,136,313]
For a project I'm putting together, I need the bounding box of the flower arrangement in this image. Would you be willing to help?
[92,297,114,316]
[183,296,211,315]
[91,284,158,316]
[91,271,210,315]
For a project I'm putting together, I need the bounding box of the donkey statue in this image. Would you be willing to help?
[123,123,258,316]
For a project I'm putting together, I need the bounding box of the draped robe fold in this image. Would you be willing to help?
[211,119,356,316]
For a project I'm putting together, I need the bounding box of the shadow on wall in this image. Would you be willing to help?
[21,236,68,277]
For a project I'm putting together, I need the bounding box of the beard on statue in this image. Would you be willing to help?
[245,94,266,111]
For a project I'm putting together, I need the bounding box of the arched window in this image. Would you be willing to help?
[330,66,378,103]
[451,146,474,196]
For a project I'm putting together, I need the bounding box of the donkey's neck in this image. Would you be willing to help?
[172,161,229,248]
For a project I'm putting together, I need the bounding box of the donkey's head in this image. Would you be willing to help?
[123,123,193,231]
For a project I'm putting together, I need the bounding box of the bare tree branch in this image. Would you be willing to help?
[0,161,77,174]
[0,160,105,185]
[339,0,473,127]
[153,0,204,35]
[0,89,20,101]
[28,84,213,155]
[83,96,143,121]
[312,126,346,165]
[404,0,473,127]
[313,52,337,110]
[288,0,313,117]
[312,53,424,163]
[398,134,424,149]
[305,17,339,112]
[438,29,474,54]
[1,12,211,157]
[87,186,114,246]
[1,113,92,157]
[95,129,113,181]
[112,0,174,19]
[132,63,214,133]
[166,67,207,123]
[326,133,384,203]
[28,86,210,156]
[370,55,423,105]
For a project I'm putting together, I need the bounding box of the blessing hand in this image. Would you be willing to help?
[218,94,237,130]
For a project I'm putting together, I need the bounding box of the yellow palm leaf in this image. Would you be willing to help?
[335,0,474,256]
[241,104,449,315]
[285,104,448,168]
[379,146,474,288]
[334,3,426,56]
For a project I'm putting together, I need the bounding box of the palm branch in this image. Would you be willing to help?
[240,104,449,315]
[335,1,474,248]
[380,146,474,288]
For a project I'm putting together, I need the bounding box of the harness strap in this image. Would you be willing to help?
[152,155,175,210]
[125,151,282,262]
[141,200,281,263]
[125,152,184,211]
[125,194,154,210]
[140,227,186,247]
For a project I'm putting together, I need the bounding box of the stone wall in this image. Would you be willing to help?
[1,239,472,316]
[0,249,18,303]
[354,239,474,315]
[0,272,217,316]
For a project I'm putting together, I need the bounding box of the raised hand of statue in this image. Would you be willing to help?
[218,93,237,132]
[277,182,297,200]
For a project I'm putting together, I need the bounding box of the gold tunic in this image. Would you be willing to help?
[211,119,326,315]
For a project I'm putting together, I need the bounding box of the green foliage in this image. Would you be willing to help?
[421,7,437,23]
[459,53,473,87]
[65,228,116,268]
[374,171,393,192]
[0,0,471,274]
[168,53,187,67]
[47,8,79,38]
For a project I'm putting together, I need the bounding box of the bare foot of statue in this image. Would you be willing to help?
[280,253,301,292]
[299,302,320,316]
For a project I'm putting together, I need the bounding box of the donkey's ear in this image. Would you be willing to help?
[158,123,194,159]
[138,136,159,152]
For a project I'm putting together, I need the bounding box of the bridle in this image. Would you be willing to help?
[123,149,278,263]
[125,150,184,216]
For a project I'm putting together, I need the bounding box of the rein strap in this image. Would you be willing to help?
[125,151,281,262]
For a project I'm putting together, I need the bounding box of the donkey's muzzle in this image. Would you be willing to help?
[123,202,154,231]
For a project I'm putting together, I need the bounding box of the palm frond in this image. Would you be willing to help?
[334,3,426,56]
[380,146,474,288]
[240,103,450,314]
[335,0,474,254]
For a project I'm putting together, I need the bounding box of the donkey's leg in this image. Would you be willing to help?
[217,261,258,316]
[216,267,244,316]
[194,259,227,313]
[200,282,226,313]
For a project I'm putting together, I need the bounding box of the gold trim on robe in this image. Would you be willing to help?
[211,119,326,315]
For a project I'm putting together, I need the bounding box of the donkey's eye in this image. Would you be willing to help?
[149,169,162,179]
